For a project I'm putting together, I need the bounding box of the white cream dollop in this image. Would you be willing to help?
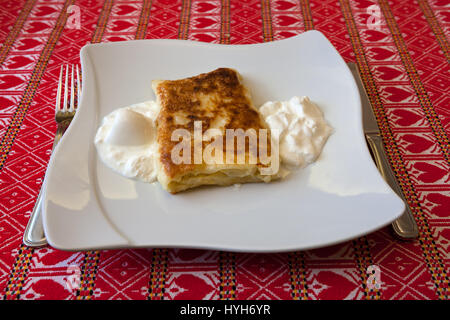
[95,101,160,183]
[259,96,333,168]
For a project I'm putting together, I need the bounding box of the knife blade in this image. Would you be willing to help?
[348,62,418,239]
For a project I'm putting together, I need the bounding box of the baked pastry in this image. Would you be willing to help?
[152,68,280,193]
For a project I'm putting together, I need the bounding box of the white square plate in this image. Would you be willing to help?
[43,31,404,252]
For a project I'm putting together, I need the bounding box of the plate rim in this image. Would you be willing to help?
[43,30,405,252]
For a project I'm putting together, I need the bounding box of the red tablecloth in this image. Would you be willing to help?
[0,0,449,300]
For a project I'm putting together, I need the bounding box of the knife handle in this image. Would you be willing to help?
[366,134,419,239]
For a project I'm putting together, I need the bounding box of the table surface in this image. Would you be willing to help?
[0,0,449,300]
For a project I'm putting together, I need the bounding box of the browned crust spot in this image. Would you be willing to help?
[153,68,271,179]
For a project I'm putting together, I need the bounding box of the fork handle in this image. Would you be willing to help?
[23,122,69,247]
[23,186,47,247]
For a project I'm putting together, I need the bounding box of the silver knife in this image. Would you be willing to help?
[348,62,419,239]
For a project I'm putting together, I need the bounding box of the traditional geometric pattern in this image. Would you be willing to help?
[0,0,449,300]
[219,251,236,299]
[352,237,380,299]
[416,0,449,62]
[269,0,304,39]
[341,0,449,300]
[299,0,314,31]
[165,250,220,299]
[0,0,70,142]
[0,0,36,67]
[288,251,309,300]
[219,0,230,44]
[2,244,34,299]
[229,0,264,44]
[261,0,274,42]
[427,0,450,40]
[75,251,101,300]
[147,249,168,300]
[135,0,152,39]
[378,0,450,164]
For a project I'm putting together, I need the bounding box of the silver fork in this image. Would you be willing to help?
[23,64,80,247]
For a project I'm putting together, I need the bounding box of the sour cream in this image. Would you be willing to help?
[94,101,160,183]
[259,96,333,168]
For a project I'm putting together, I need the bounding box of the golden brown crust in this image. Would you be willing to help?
[154,68,269,177]
[152,68,278,193]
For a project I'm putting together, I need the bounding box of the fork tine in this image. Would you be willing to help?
[76,64,80,104]
[70,64,75,112]
[63,64,68,112]
[55,65,63,113]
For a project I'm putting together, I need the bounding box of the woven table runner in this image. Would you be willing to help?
[0,0,449,300]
